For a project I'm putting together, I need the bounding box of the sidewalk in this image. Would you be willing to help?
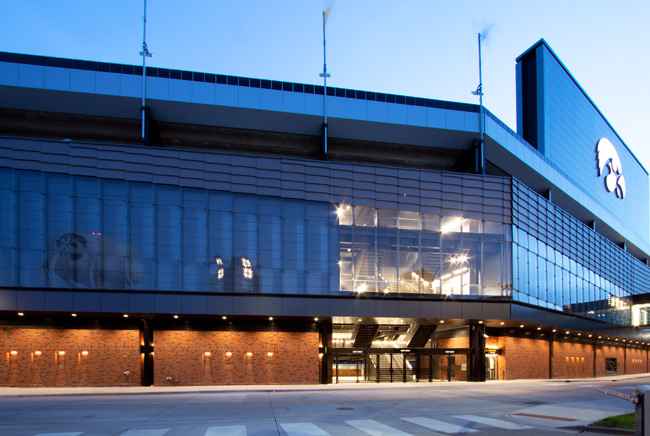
[0,373,648,398]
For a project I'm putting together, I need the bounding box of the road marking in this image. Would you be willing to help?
[121,430,169,436]
[454,415,532,430]
[281,422,330,435]
[512,412,579,421]
[346,419,412,436]
[35,433,83,436]
[205,425,247,436]
[402,417,477,433]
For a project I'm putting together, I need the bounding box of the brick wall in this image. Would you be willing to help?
[626,348,647,374]
[153,330,319,385]
[552,340,594,379]
[503,336,549,380]
[436,336,469,381]
[0,328,140,387]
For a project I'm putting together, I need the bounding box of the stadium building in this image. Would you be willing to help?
[1,39,650,386]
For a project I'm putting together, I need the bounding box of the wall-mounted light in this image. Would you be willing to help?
[314,317,319,322]
[34,351,42,356]
[81,351,89,356]
[222,316,227,320]
[225,351,232,357]
[478,320,483,324]
[440,320,445,324]
[266,352,273,357]
[537,327,541,330]
[204,352,212,357]
[268,317,274,321]
[499,322,504,325]
[71,313,77,317]
[123,314,129,318]
[553,329,557,333]
[519,325,524,328]
[246,352,253,357]
[319,353,324,359]
[17,312,24,316]
[58,351,66,356]
[9,351,17,356]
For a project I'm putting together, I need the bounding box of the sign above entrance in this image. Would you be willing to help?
[596,138,626,199]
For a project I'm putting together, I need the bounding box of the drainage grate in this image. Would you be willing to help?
[337,407,355,410]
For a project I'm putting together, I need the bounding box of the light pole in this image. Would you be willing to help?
[319,9,331,160]
[140,0,153,144]
[471,33,485,175]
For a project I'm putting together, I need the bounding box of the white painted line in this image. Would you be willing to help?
[402,416,477,433]
[204,425,247,436]
[121,430,169,436]
[35,433,83,436]
[346,419,412,436]
[453,415,532,430]
[281,422,331,436]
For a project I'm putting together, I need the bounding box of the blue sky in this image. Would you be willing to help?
[1,1,648,169]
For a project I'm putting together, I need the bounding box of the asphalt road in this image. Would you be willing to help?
[0,377,644,436]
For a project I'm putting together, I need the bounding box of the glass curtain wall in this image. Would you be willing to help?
[0,168,337,294]
[336,205,512,298]
[513,226,632,325]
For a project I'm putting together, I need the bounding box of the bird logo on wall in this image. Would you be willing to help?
[596,138,626,199]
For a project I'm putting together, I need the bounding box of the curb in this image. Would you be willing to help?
[569,425,634,435]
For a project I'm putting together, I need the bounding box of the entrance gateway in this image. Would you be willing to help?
[329,321,494,383]
[331,349,474,382]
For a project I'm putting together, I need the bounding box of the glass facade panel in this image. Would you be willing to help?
[336,204,512,298]
[2,168,337,295]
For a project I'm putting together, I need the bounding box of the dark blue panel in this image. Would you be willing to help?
[232,296,258,315]
[128,294,154,313]
[101,293,128,313]
[206,295,233,315]
[181,294,208,314]
[16,290,45,311]
[155,294,182,313]
[73,292,101,312]
[0,290,16,310]
[45,291,74,311]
